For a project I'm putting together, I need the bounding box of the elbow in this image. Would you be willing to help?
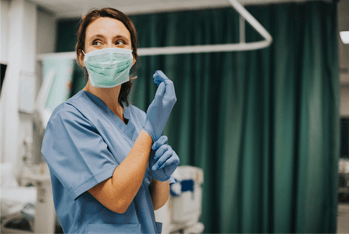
[111,206,126,214]
[153,205,162,211]
[113,207,127,214]
[111,200,130,214]
[153,202,166,211]
[153,196,169,211]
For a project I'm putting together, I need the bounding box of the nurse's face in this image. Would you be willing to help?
[80,17,134,66]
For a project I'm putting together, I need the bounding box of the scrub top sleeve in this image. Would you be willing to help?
[42,104,118,201]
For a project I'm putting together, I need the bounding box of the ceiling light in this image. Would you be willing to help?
[340,31,349,44]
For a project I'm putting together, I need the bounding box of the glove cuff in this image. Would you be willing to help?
[150,169,170,182]
[142,127,156,141]
[143,117,158,141]
[143,117,161,141]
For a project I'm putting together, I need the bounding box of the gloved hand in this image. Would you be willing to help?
[149,135,180,182]
[143,70,177,141]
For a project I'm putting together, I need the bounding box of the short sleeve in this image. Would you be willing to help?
[41,104,118,201]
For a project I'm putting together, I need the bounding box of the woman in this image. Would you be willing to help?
[41,8,179,234]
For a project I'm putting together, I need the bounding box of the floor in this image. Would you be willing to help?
[337,202,349,234]
[1,202,349,233]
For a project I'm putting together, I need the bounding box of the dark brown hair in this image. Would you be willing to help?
[76,8,138,106]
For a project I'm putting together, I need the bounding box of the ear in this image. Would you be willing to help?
[132,56,136,66]
[78,50,85,67]
[130,55,138,80]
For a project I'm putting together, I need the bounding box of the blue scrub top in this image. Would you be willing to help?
[41,90,175,234]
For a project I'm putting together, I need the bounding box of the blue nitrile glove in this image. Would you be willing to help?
[142,70,177,141]
[149,135,180,182]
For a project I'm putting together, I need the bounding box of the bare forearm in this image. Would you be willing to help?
[149,178,170,210]
[111,130,153,211]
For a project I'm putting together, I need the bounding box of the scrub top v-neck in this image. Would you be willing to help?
[41,90,175,234]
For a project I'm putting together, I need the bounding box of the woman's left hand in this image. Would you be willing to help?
[149,136,180,182]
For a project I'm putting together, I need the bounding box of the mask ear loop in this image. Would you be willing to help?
[80,50,89,78]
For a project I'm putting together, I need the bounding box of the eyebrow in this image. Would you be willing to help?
[88,34,130,43]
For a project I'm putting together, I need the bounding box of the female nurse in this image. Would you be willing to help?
[41,7,179,234]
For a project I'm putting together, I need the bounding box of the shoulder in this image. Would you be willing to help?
[47,101,94,131]
[52,91,94,122]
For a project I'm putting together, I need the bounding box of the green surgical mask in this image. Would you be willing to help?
[83,48,133,88]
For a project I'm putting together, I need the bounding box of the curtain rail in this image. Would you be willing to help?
[37,0,273,60]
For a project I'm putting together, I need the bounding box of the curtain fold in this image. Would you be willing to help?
[129,2,339,233]
[63,2,339,233]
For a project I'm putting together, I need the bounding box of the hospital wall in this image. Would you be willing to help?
[0,0,56,181]
[0,0,36,176]
[0,0,10,64]
[36,8,56,96]
[0,0,10,167]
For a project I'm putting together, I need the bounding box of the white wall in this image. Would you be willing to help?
[36,8,56,55]
[0,0,10,164]
[36,7,56,100]
[0,0,37,181]
[0,0,10,64]
[0,1,56,181]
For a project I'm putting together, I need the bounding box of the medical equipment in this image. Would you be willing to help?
[338,158,349,194]
[155,166,204,234]
[0,162,36,233]
[0,64,62,233]
[23,165,57,233]
[37,0,273,61]
[0,162,58,233]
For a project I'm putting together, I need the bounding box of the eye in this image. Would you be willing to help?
[92,39,102,46]
[115,40,126,45]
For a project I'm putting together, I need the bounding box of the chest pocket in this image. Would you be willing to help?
[86,223,141,233]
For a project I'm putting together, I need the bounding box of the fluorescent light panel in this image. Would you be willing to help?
[340,31,349,44]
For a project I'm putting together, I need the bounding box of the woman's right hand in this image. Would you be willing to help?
[149,135,180,182]
[142,70,177,141]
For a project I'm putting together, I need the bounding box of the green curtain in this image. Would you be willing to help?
[59,1,339,233]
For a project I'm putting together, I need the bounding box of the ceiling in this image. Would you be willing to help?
[29,0,330,18]
[30,0,348,83]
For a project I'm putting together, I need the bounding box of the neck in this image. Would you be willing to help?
[83,80,124,120]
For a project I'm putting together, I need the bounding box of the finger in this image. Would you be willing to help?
[163,79,176,98]
[155,70,168,79]
[154,145,169,161]
[154,82,166,97]
[154,76,162,86]
[158,155,179,170]
[152,150,172,170]
[152,135,168,151]
[153,70,169,84]
[153,70,167,86]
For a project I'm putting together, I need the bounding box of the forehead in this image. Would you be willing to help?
[86,17,131,40]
